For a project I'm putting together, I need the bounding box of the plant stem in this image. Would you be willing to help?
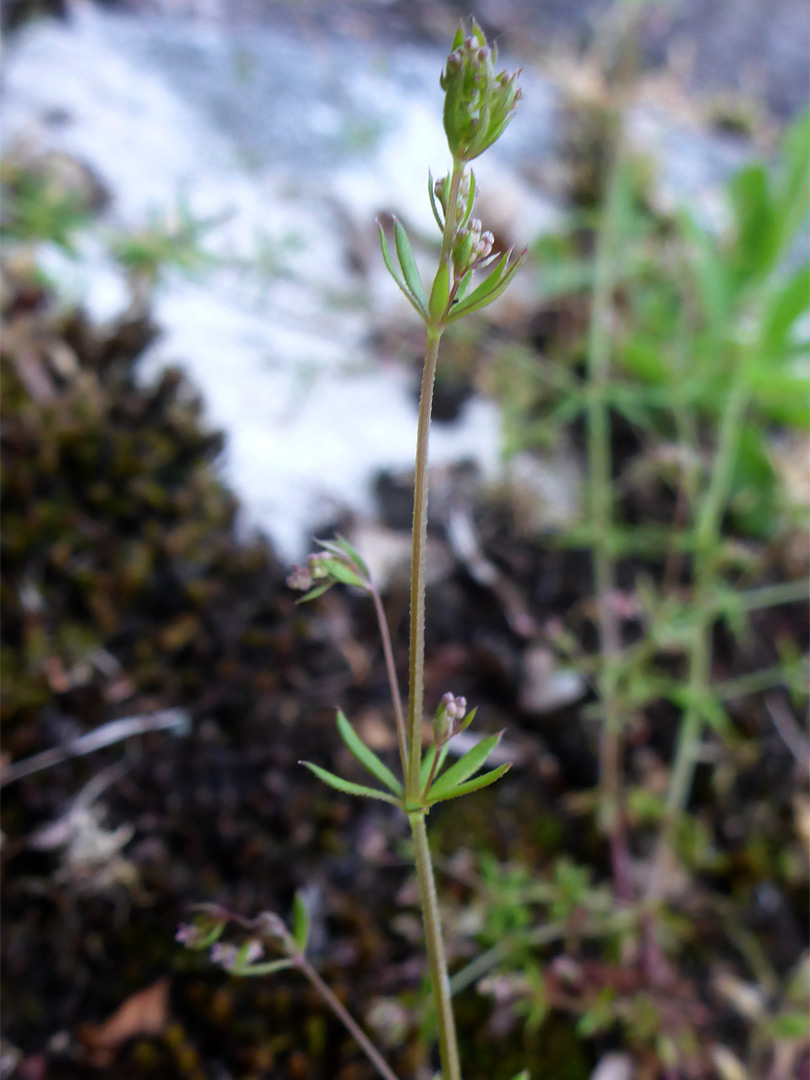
[299,955,402,1080]
[406,157,463,800]
[371,585,408,776]
[409,811,461,1080]
[406,324,444,798]
[403,157,465,1077]
[585,117,632,905]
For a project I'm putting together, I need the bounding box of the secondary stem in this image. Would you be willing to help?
[300,956,402,1080]
[410,811,461,1080]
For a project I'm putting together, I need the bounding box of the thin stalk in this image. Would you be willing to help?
[298,955,402,1080]
[406,324,444,797]
[370,585,408,776]
[403,156,465,1079]
[406,157,463,799]
[409,811,461,1080]
[585,120,632,904]
[712,662,807,702]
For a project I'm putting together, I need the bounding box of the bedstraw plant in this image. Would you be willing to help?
[178,20,527,1080]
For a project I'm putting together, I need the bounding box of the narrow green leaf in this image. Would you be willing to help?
[459,168,477,228]
[451,259,523,319]
[234,959,294,978]
[296,581,333,603]
[428,170,445,232]
[427,763,511,805]
[455,269,473,301]
[394,219,429,312]
[429,258,452,322]
[300,761,401,805]
[447,249,526,321]
[292,892,310,952]
[333,535,370,579]
[419,744,437,791]
[377,220,428,319]
[419,738,453,794]
[321,558,367,589]
[427,731,503,800]
[459,705,478,733]
[336,710,403,795]
[762,262,810,350]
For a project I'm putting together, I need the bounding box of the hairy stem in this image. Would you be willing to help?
[299,956,402,1080]
[403,157,465,1078]
[409,812,461,1080]
[406,324,444,797]
[406,157,463,799]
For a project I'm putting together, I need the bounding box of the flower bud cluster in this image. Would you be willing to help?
[442,691,468,722]
[433,171,471,219]
[287,538,371,600]
[286,552,331,593]
[432,691,470,745]
[440,19,522,163]
[210,939,264,972]
[453,217,495,276]
[175,923,205,947]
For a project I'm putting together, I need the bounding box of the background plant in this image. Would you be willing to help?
[469,71,810,1078]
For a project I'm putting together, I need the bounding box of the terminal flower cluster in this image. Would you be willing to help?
[440,18,523,163]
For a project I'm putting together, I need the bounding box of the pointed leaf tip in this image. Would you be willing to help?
[427,730,504,800]
[300,761,401,805]
[394,218,429,311]
[426,762,511,805]
[335,709,403,795]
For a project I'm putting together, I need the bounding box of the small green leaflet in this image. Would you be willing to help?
[377,220,428,320]
[295,581,333,604]
[426,764,511,805]
[292,891,310,952]
[300,761,400,806]
[447,248,527,322]
[427,731,503,801]
[335,709,403,796]
[233,958,294,978]
[320,557,367,589]
[394,219,429,312]
[428,170,444,231]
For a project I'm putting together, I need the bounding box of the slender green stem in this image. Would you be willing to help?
[409,811,461,1080]
[371,586,408,776]
[406,324,444,798]
[406,157,463,801]
[403,157,465,1078]
[298,955,402,1080]
[737,578,810,612]
[712,662,807,702]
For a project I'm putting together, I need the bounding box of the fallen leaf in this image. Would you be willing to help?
[77,977,169,1067]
